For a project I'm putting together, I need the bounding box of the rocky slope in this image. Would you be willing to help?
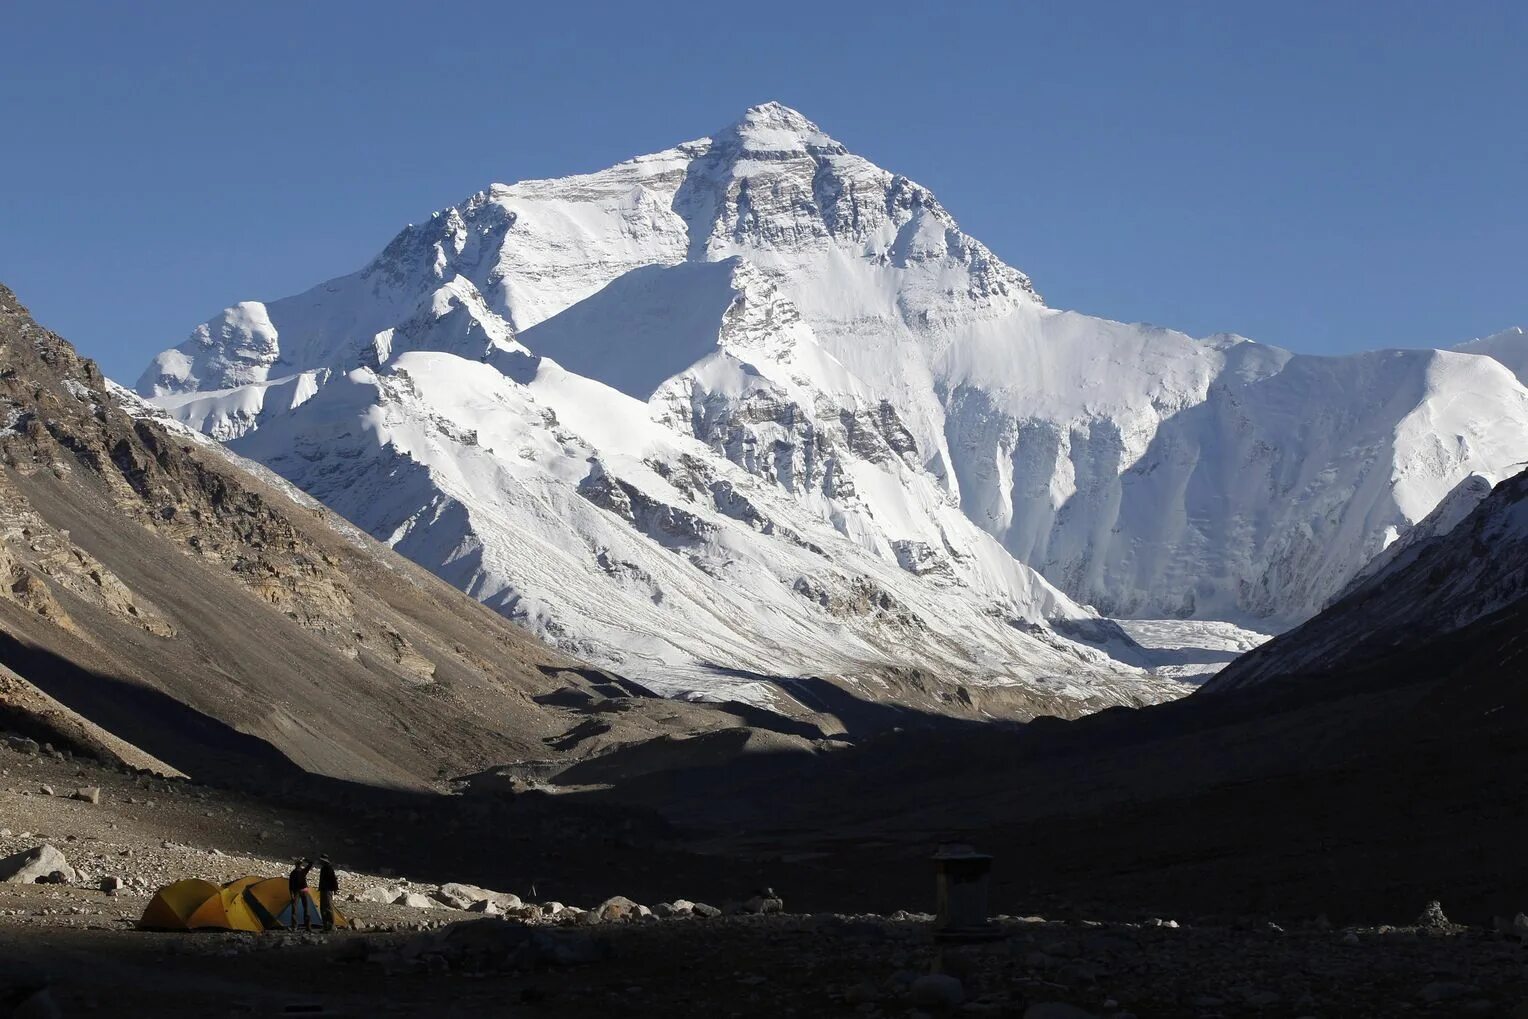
[0,283,822,788]
[1206,465,1528,693]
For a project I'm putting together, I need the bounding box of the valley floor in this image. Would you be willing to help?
[1116,618,1275,685]
[4,732,1527,1017]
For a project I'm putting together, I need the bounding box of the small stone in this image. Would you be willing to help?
[39,785,55,797]
[1340,931,1360,945]
[100,876,124,895]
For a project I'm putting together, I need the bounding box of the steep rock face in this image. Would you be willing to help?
[138,102,1528,640]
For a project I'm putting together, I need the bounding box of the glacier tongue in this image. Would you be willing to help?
[135,101,1528,710]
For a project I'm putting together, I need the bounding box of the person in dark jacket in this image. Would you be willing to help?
[317,855,339,930]
[288,858,315,931]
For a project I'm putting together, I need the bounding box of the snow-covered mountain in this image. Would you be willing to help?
[146,265,1160,714]
[137,102,1528,706]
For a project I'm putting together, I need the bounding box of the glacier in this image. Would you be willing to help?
[136,102,1528,711]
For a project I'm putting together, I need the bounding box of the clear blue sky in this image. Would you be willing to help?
[2,0,1523,382]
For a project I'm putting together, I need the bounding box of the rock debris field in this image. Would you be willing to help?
[3,735,1528,1017]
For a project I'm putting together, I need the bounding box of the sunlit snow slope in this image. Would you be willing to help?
[138,102,1528,703]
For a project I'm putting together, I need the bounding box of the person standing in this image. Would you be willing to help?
[317,855,339,930]
[287,857,315,931]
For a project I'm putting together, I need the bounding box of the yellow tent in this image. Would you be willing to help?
[140,876,346,932]
[140,878,262,932]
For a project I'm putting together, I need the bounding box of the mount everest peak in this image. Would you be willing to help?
[136,102,1528,710]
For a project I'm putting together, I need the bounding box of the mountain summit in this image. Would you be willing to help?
[136,103,1528,705]
[719,101,843,152]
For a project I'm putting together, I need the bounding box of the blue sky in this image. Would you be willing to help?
[1,0,1523,382]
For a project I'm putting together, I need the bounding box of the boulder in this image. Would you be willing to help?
[10,987,59,1019]
[910,973,964,1008]
[71,787,101,805]
[394,892,436,909]
[596,895,640,922]
[741,893,784,915]
[433,882,521,911]
[467,899,500,915]
[357,885,402,904]
[100,875,124,895]
[669,898,695,914]
[0,845,77,885]
[691,902,721,919]
[1416,900,1452,930]
[4,735,41,755]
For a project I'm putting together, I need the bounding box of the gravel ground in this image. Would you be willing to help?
[4,738,1528,1017]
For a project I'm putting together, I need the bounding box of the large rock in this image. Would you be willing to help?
[433,882,522,911]
[10,987,60,1019]
[394,892,436,909]
[740,892,784,915]
[595,895,640,922]
[357,885,403,903]
[1416,900,1453,930]
[910,973,964,1008]
[0,845,77,885]
[71,787,101,805]
[3,735,41,755]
